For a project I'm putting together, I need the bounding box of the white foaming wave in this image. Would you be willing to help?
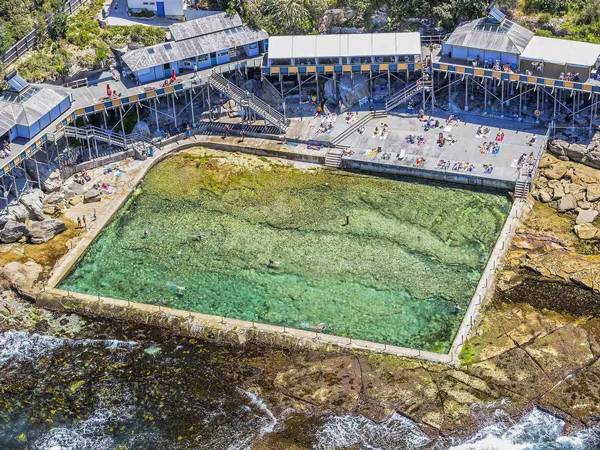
[243,391,278,436]
[221,390,278,450]
[0,331,137,366]
[32,409,116,450]
[314,412,430,450]
[449,408,600,450]
[0,332,65,366]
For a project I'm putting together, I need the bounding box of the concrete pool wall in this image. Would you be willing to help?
[42,134,525,364]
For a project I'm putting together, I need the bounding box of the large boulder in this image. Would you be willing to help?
[0,261,43,289]
[0,220,27,243]
[19,189,45,221]
[539,190,552,203]
[84,188,101,203]
[565,143,587,162]
[574,223,598,240]
[587,150,600,169]
[24,160,61,193]
[339,73,370,107]
[548,139,569,157]
[324,78,339,103]
[132,120,151,137]
[576,209,598,225]
[44,191,64,205]
[557,194,577,212]
[587,184,600,203]
[552,184,565,200]
[0,204,29,226]
[26,219,66,244]
[543,166,567,180]
[64,182,85,199]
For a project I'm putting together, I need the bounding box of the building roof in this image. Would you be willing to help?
[444,17,534,55]
[122,27,268,71]
[169,12,242,42]
[0,84,70,136]
[520,36,600,67]
[267,32,421,60]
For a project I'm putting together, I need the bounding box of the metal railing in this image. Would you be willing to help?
[64,125,152,148]
[420,34,446,45]
[1,0,88,66]
[385,79,430,112]
[63,78,88,89]
[208,73,289,131]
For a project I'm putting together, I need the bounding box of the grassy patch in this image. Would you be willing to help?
[459,341,475,365]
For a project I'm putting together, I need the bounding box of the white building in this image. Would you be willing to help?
[127,0,184,19]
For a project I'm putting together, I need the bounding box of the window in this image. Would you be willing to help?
[163,63,170,70]
[198,54,209,62]
[147,48,155,54]
[164,43,172,50]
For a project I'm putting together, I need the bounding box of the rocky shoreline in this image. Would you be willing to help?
[2,145,600,444]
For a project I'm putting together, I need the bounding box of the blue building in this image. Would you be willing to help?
[121,12,268,83]
[0,72,72,144]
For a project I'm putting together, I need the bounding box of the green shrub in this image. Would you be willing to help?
[523,0,568,14]
[129,8,155,17]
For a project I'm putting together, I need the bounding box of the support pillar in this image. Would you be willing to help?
[465,77,468,111]
[119,107,125,137]
[155,99,160,131]
[484,78,487,114]
[280,73,285,119]
[190,90,195,127]
[501,81,504,117]
[172,94,178,130]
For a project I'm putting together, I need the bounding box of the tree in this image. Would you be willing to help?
[268,0,328,32]
[54,47,71,82]
[49,12,68,40]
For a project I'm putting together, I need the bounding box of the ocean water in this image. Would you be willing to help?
[1,331,599,449]
[60,151,511,351]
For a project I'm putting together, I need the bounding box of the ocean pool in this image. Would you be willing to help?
[60,149,511,352]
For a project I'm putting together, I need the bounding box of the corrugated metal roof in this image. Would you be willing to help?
[444,18,533,55]
[267,32,421,60]
[123,27,268,71]
[0,85,70,136]
[521,36,600,67]
[169,12,242,41]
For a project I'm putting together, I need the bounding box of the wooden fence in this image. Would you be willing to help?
[0,0,87,67]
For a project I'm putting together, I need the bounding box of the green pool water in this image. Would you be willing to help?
[60,150,511,352]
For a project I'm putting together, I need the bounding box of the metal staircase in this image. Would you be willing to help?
[63,125,152,149]
[209,73,290,132]
[385,79,432,113]
[514,179,530,199]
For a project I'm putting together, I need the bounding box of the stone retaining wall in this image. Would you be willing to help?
[342,159,516,191]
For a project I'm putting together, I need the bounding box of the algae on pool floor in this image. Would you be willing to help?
[60,149,511,352]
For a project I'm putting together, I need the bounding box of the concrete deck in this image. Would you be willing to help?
[288,108,547,189]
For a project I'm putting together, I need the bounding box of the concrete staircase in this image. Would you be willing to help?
[514,179,530,199]
[209,73,290,132]
[385,78,432,113]
[324,148,344,169]
[330,110,387,146]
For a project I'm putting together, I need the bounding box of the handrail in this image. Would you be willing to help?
[63,78,88,89]
[209,73,289,130]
